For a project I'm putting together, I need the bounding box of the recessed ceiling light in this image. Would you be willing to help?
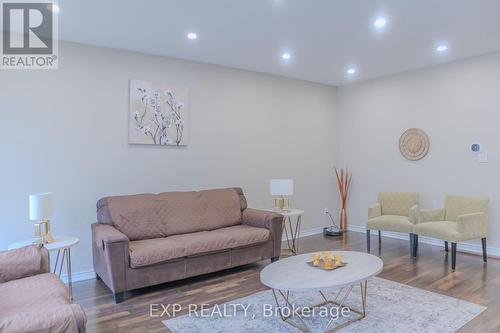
[282,53,291,60]
[187,32,197,40]
[436,45,448,52]
[50,4,60,12]
[347,68,356,75]
[373,17,387,29]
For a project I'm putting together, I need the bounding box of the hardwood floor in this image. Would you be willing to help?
[74,232,500,332]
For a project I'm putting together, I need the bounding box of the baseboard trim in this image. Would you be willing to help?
[347,224,500,259]
[60,269,96,283]
[282,226,325,241]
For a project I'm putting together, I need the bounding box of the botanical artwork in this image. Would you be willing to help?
[129,80,189,146]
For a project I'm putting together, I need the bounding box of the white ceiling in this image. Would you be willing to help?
[58,0,500,86]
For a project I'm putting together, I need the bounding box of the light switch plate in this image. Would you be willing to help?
[477,153,488,163]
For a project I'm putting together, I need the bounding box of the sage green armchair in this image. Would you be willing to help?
[366,192,419,255]
[413,195,489,270]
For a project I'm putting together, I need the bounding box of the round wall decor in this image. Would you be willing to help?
[399,128,430,161]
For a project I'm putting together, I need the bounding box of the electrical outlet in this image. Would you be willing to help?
[324,208,329,214]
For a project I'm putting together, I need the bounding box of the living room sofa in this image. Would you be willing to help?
[0,244,86,333]
[92,187,283,303]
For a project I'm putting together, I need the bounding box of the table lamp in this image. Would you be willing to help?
[270,179,294,211]
[29,192,54,244]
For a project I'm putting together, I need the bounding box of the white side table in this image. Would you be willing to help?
[8,236,79,300]
[268,208,305,256]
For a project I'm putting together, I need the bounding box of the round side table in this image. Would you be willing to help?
[8,236,79,300]
[269,208,305,256]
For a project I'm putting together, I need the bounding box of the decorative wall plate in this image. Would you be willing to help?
[399,128,430,161]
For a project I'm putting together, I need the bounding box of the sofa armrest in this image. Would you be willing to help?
[242,208,283,259]
[242,208,282,230]
[91,223,129,295]
[368,203,381,220]
[456,212,488,239]
[93,223,129,249]
[417,208,446,223]
[0,303,86,333]
[0,244,49,283]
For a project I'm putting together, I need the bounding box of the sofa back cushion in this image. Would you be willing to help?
[378,192,419,216]
[444,195,489,221]
[97,188,246,240]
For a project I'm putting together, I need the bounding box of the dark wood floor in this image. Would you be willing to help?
[74,232,500,332]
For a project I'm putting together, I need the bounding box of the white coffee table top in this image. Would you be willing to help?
[260,251,383,292]
[8,236,80,251]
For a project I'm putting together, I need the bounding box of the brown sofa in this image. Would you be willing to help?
[0,245,86,333]
[92,187,283,303]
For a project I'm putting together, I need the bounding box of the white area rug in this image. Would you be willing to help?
[163,277,485,333]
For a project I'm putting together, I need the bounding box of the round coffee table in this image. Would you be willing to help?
[260,251,383,332]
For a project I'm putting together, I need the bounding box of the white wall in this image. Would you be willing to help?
[0,42,339,275]
[337,52,500,250]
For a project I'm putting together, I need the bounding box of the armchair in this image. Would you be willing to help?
[413,195,489,270]
[366,192,419,256]
[0,245,86,332]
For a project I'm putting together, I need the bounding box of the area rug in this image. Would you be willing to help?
[163,277,485,333]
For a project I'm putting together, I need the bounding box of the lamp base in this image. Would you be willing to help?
[34,220,55,244]
[274,196,290,210]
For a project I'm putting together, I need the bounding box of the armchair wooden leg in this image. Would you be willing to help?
[410,234,418,259]
[366,229,371,253]
[378,230,382,249]
[444,241,449,252]
[409,233,414,258]
[415,234,419,258]
[481,238,487,262]
[451,243,457,271]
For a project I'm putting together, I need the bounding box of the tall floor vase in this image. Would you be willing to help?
[340,207,347,231]
[335,168,352,232]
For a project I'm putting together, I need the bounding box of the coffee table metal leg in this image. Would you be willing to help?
[271,280,369,333]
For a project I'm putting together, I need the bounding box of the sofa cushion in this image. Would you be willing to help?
[413,221,463,242]
[367,215,414,233]
[129,225,270,268]
[0,273,68,317]
[378,192,419,216]
[97,188,245,240]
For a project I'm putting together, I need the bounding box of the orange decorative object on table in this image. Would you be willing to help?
[312,254,321,266]
[323,257,334,270]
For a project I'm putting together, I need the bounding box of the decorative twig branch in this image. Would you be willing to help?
[335,168,352,231]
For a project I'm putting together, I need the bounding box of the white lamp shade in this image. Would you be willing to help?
[29,192,53,221]
[270,179,294,196]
